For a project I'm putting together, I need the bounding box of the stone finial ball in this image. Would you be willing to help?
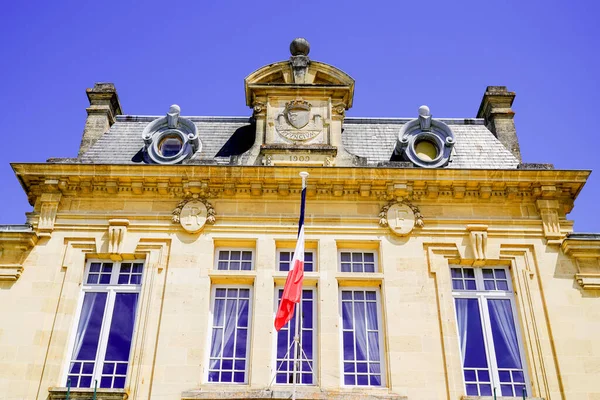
[418,105,431,116]
[169,104,181,114]
[290,38,310,56]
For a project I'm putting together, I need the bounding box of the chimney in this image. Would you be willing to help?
[78,83,122,157]
[477,86,522,161]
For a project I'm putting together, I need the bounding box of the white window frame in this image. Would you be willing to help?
[337,250,378,273]
[272,286,318,385]
[214,248,255,271]
[276,249,316,272]
[338,287,386,387]
[62,259,144,389]
[451,266,531,397]
[205,285,253,384]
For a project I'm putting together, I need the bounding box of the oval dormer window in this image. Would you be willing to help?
[141,105,201,164]
[414,139,438,162]
[158,134,184,158]
[393,105,455,168]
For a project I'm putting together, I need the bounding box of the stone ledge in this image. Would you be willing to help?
[181,389,405,400]
[0,230,38,281]
[462,397,543,400]
[48,387,127,400]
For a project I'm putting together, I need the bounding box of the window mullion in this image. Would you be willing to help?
[94,288,117,387]
[479,293,501,394]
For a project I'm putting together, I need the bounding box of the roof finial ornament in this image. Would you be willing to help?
[289,38,311,84]
[167,104,180,128]
[290,38,310,56]
[418,105,431,131]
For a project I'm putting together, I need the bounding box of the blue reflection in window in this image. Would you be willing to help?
[275,289,314,384]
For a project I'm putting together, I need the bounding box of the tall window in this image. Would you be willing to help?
[278,250,315,272]
[66,261,143,389]
[451,267,529,397]
[275,289,316,384]
[339,251,377,273]
[215,249,253,271]
[340,289,384,387]
[208,287,251,383]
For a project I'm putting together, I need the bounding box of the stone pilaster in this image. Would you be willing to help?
[78,82,122,157]
[477,86,522,161]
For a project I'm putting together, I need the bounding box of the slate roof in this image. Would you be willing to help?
[77,115,520,169]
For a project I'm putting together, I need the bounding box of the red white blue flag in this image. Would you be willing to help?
[274,174,307,331]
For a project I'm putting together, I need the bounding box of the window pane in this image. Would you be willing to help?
[454,298,488,369]
[341,289,382,386]
[217,250,253,271]
[208,288,250,383]
[104,293,139,361]
[487,299,523,369]
[275,289,315,385]
[68,292,107,387]
[101,293,139,388]
[72,292,107,361]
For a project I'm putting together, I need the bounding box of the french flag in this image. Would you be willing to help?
[274,172,308,331]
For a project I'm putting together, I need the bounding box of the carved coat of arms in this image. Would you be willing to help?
[275,100,323,142]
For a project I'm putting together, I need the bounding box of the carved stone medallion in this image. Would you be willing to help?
[172,198,216,233]
[387,204,415,235]
[379,201,424,236]
[180,201,207,233]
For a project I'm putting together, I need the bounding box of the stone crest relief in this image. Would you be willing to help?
[275,100,323,142]
[172,198,216,233]
[379,201,424,236]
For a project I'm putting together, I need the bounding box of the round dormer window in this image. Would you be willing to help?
[414,139,438,162]
[141,105,202,165]
[393,105,455,168]
[158,134,184,157]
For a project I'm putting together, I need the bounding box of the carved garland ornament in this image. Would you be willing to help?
[172,197,216,233]
[378,201,424,236]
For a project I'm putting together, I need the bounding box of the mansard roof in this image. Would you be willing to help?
[72,115,519,169]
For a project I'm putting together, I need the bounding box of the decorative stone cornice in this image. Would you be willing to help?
[562,236,600,289]
[12,164,589,211]
[0,230,38,281]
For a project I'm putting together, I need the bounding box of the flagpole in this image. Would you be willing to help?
[293,171,308,400]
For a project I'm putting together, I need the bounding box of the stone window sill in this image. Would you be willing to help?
[462,396,544,400]
[48,387,127,400]
[182,388,405,399]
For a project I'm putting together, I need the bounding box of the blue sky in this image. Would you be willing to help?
[1,0,599,231]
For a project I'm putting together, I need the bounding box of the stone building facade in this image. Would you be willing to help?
[1,39,599,400]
